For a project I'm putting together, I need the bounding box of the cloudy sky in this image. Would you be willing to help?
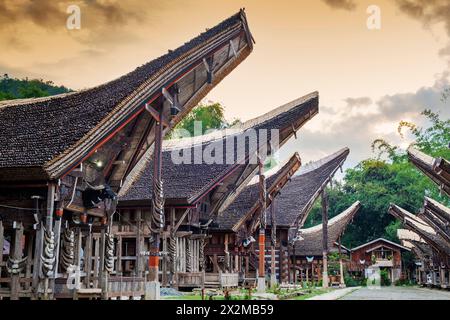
[1,0,449,172]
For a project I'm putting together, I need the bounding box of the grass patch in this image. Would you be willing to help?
[290,288,334,300]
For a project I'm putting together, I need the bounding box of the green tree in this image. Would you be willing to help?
[304,106,449,248]
[0,74,71,101]
[167,102,229,139]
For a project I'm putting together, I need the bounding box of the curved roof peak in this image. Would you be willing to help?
[162,91,319,150]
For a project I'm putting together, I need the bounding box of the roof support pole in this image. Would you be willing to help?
[234,244,239,273]
[50,204,63,298]
[9,222,24,300]
[147,108,164,300]
[257,156,266,293]
[270,198,278,288]
[321,189,329,288]
[169,208,176,285]
[42,182,56,299]
[0,221,3,281]
[338,235,345,287]
[99,218,108,299]
[135,209,142,278]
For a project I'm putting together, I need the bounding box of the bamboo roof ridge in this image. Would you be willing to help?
[211,148,349,231]
[407,146,450,196]
[119,92,318,205]
[293,201,361,256]
[0,10,253,181]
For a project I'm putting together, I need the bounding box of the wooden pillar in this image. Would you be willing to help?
[213,254,218,273]
[0,220,4,278]
[306,264,309,284]
[25,233,34,290]
[234,246,239,272]
[43,183,56,299]
[50,207,63,297]
[321,190,329,288]
[440,266,445,287]
[258,230,265,277]
[245,255,249,275]
[84,230,93,288]
[93,235,100,288]
[99,219,107,299]
[169,208,176,285]
[288,244,293,284]
[148,112,164,294]
[270,199,277,287]
[115,235,122,275]
[10,222,24,300]
[162,233,168,286]
[32,223,43,298]
[257,156,266,292]
[224,234,229,272]
[136,209,142,277]
[338,236,345,287]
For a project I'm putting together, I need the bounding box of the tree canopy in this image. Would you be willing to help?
[166,102,241,139]
[0,74,71,101]
[304,103,449,248]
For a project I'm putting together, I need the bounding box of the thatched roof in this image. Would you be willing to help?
[418,197,450,245]
[407,147,450,196]
[119,92,318,206]
[389,204,450,256]
[424,197,450,224]
[211,148,348,231]
[292,201,361,256]
[210,152,302,231]
[397,229,425,243]
[0,10,253,181]
[275,148,349,229]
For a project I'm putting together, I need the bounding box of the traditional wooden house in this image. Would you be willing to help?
[407,146,450,197]
[206,153,302,284]
[389,204,450,288]
[117,92,319,290]
[397,229,435,285]
[292,201,361,286]
[0,9,254,300]
[349,238,409,284]
[389,146,450,289]
[208,148,352,286]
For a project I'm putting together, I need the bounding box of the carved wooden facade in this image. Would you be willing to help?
[0,10,254,299]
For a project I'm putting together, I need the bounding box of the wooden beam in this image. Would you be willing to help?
[202,58,210,73]
[321,190,329,288]
[116,235,122,274]
[144,103,170,127]
[93,236,100,288]
[32,223,43,298]
[228,39,237,58]
[0,220,4,275]
[136,209,142,277]
[258,157,266,280]
[99,227,107,299]
[25,233,34,290]
[10,222,24,300]
[50,214,62,297]
[84,231,93,288]
[173,208,190,235]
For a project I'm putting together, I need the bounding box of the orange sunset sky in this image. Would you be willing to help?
[0,0,449,170]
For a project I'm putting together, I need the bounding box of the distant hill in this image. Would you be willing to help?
[0,74,71,101]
